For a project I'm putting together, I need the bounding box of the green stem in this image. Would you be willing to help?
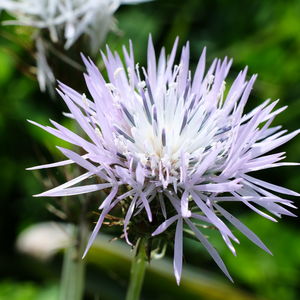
[125,238,148,300]
[59,224,87,300]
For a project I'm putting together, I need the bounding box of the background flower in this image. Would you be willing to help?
[0,0,149,91]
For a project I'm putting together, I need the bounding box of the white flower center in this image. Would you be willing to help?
[110,74,230,186]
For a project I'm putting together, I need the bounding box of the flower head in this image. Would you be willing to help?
[28,36,299,284]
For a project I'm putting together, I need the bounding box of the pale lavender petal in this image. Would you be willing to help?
[135,163,145,185]
[147,34,157,87]
[140,192,152,222]
[158,192,167,219]
[123,194,138,245]
[243,174,300,196]
[50,119,101,154]
[57,146,98,173]
[232,192,277,222]
[221,233,237,256]
[174,218,183,285]
[152,215,179,236]
[83,197,121,258]
[35,183,112,197]
[181,190,191,218]
[34,171,93,194]
[190,191,236,240]
[191,47,206,93]
[26,157,84,170]
[252,129,300,157]
[185,219,233,282]
[57,90,101,146]
[99,186,119,209]
[193,179,242,193]
[27,120,75,145]
[214,203,272,254]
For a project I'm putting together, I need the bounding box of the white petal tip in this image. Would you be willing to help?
[175,276,181,286]
[33,192,52,197]
[265,248,273,256]
[233,237,240,244]
[82,248,89,259]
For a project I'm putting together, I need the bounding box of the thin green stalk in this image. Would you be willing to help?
[59,224,87,300]
[125,238,148,300]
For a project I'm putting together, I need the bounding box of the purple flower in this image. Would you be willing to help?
[28,36,299,284]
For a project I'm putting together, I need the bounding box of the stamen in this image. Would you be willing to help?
[120,103,135,126]
[105,83,117,92]
[208,74,215,85]
[198,111,211,131]
[145,78,155,105]
[137,81,146,89]
[114,67,124,78]
[117,152,127,160]
[82,93,89,107]
[162,128,166,147]
[152,105,158,136]
[114,126,135,143]
[215,126,232,136]
[141,89,152,124]
[188,95,196,111]
[153,105,158,123]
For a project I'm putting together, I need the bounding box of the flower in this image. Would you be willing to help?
[28,36,299,284]
[0,0,149,91]
[1,0,149,50]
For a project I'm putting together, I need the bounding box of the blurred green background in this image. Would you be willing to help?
[1,0,300,299]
